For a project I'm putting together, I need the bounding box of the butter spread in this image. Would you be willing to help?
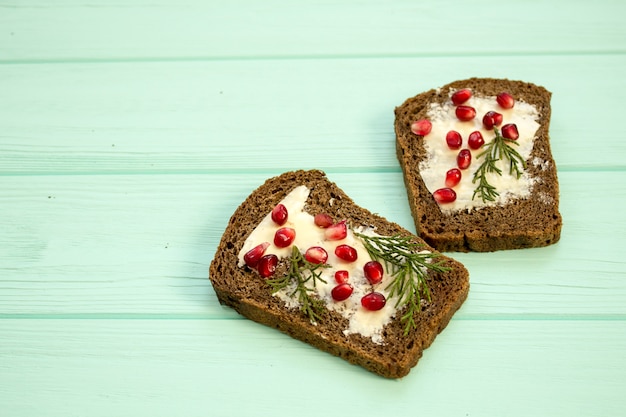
[420,94,540,212]
[238,185,423,344]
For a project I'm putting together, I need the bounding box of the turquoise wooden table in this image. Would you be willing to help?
[2,1,625,415]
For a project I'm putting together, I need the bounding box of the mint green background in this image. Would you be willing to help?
[1,1,625,416]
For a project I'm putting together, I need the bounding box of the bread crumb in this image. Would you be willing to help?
[537,192,554,204]
[531,156,551,171]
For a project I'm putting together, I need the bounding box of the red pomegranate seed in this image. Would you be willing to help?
[445,168,462,187]
[258,254,278,278]
[361,292,386,311]
[305,246,328,264]
[410,119,432,136]
[363,261,384,285]
[496,92,515,109]
[335,244,358,262]
[334,270,349,284]
[482,111,503,129]
[314,213,333,228]
[445,130,462,150]
[468,131,485,149]
[273,227,295,248]
[433,188,456,203]
[331,283,354,302]
[457,149,472,170]
[455,105,476,121]
[325,220,347,241]
[451,88,472,105]
[243,242,270,268]
[271,203,288,226]
[501,123,519,140]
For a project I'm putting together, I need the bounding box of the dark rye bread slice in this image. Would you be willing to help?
[209,170,469,378]
[395,78,562,252]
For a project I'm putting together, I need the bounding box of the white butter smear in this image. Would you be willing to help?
[419,94,541,212]
[238,186,429,344]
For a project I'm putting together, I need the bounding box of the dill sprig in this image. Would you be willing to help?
[266,246,328,324]
[472,127,527,203]
[355,232,450,335]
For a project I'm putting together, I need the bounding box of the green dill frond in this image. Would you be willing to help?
[266,246,328,324]
[355,232,450,335]
[472,127,527,203]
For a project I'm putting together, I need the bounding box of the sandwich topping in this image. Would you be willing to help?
[412,88,542,212]
[237,186,448,344]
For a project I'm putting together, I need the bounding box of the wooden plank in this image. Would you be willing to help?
[1,318,624,416]
[2,55,625,174]
[2,2,624,416]
[2,171,625,317]
[1,0,624,61]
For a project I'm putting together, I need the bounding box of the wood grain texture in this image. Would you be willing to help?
[1,319,625,417]
[1,0,626,415]
[1,0,624,61]
[1,55,625,173]
[1,171,625,318]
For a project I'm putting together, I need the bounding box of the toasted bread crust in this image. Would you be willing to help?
[395,78,562,252]
[209,170,469,378]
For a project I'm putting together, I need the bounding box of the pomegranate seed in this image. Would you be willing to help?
[331,283,354,302]
[433,188,456,203]
[314,213,333,228]
[468,131,485,150]
[258,254,278,278]
[363,261,384,285]
[334,270,349,284]
[243,242,270,268]
[455,105,476,122]
[410,119,432,136]
[457,149,472,170]
[335,244,358,262]
[445,168,462,187]
[482,111,503,129]
[273,227,295,248]
[305,246,328,264]
[325,220,347,241]
[445,130,462,150]
[361,292,386,311]
[501,123,519,140]
[496,92,515,109]
[271,203,288,226]
[451,88,472,106]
